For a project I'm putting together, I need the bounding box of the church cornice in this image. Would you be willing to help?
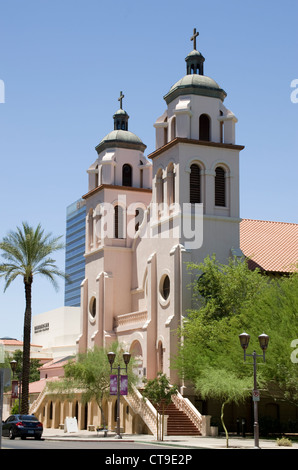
[82,184,152,200]
[148,137,245,159]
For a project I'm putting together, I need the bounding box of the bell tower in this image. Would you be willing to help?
[150,28,245,260]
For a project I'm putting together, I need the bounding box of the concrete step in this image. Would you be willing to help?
[155,401,201,436]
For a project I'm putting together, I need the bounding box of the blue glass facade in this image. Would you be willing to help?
[64,199,86,307]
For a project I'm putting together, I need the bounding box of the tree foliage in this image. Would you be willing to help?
[176,255,298,443]
[142,372,178,441]
[48,344,137,428]
[238,273,298,404]
[0,222,66,413]
[6,350,42,383]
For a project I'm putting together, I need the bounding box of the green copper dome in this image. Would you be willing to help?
[164,73,227,104]
[164,29,227,104]
[95,129,146,154]
[95,91,147,154]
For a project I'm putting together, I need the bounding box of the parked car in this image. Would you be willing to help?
[2,414,43,440]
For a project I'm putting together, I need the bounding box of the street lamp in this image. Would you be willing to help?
[10,360,17,377]
[239,332,269,448]
[107,351,131,439]
[10,359,21,414]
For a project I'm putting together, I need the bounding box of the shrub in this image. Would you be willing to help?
[276,437,292,447]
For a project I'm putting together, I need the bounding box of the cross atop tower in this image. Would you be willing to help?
[190,28,199,50]
[118,91,124,109]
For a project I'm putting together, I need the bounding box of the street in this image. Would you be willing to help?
[0,436,193,451]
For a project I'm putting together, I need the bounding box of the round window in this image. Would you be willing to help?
[160,275,170,301]
[89,297,96,318]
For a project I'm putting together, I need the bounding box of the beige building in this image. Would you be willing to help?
[31,306,80,360]
[78,31,244,393]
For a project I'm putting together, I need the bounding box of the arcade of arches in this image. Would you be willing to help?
[33,340,159,433]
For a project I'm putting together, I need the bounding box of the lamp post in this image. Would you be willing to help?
[10,359,21,414]
[239,332,269,449]
[107,351,131,439]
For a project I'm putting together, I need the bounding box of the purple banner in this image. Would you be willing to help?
[109,374,128,396]
[120,375,128,396]
[110,375,117,395]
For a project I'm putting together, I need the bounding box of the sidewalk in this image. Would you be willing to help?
[42,427,298,449]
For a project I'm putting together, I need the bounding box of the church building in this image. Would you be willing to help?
[78,28,244,388]
[20,29,297,435]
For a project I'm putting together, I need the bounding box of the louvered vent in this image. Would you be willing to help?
[114,205,124,238]
[215,166,226,206]
[190,164,201,203]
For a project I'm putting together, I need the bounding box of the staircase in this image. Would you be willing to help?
[157,401,201,436]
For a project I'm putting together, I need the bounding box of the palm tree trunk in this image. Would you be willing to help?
[21,276,32,414]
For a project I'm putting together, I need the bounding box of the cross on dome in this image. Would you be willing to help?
[190,28,199,50]
[118,91,124,109]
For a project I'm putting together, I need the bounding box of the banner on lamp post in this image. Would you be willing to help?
[109,374,128,396]
[11,380,18,399]
[120,375,128,396]
[110,375,117,395]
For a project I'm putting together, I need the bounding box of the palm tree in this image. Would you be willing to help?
[0,222,67,413]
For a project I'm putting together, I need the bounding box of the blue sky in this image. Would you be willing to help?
[0,0,297,340]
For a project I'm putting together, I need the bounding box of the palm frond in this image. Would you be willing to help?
[0,221,66,290]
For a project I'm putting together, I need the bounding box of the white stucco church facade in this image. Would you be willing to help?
[22,30,249,434]
[78,28,244,388]
[6,31,297,434]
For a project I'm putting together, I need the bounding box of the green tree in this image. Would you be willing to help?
[176,255,298,438]
[238,272,298,405]
[0,222,66,414]
[8,350,42,383]
[143,372,178,441]
[48,344,137,429]
[190,254,269,320]
[195,368,251,447]
[177,255,268,386]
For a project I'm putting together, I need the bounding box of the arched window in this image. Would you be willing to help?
[87,208,94,251]
[219,110,224,143]
[164,117,168,145]
[95,165,99,187]
[199,114,210,141]
[139,160,143,188]
[135,207,144,232]
[122,164,132,187]
[190,163,201,203]
[167,163,175,205]
[114,205,124,238]
[215,166,226,206]
[171,116,176,140]
[156,169,164,204]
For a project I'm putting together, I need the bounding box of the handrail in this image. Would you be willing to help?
[171,390,203,431]
[29,382,48,414]
[125,384,162,435]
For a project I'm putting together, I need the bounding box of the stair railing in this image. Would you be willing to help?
[171,391,203,432]
[125,384,162,436]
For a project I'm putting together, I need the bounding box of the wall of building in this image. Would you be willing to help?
[32,307,80,359]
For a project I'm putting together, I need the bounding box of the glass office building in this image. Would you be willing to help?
[64,199,86,307]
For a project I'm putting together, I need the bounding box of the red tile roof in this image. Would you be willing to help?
[0,339,42,347]
[29,377,60,394]
[240,219,298,273]
[39,356,73,370]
